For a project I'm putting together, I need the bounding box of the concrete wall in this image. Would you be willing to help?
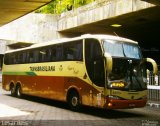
[0,0,155,43]
[0,13,59,43]
[0,40,7,54]
[0,40,6,83]
[58,0,154,31]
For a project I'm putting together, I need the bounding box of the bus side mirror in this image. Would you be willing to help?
[145,58,158,75]
[104,53,112,73]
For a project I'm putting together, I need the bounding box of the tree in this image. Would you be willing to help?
[35,0,94,14]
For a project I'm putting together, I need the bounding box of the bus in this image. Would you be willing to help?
[2,34,158,110]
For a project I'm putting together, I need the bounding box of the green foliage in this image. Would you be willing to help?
[35,0,94,14]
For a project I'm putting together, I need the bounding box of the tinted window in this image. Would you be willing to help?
[4,40,83,65]
[63,41,83,61]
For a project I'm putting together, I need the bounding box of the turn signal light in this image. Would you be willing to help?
[108,103,112,107]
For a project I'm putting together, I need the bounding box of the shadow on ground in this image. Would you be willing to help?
[6,94,145,119]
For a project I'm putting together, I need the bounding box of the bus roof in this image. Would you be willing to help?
[5,34,138,54]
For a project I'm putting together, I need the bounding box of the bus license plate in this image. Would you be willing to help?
[129,104,135,107]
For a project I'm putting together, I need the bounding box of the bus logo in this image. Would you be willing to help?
[131,96,134,99]
[59,65,63,71]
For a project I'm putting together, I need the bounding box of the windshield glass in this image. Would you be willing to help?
[103,40,142,59]
[103,39,147,91]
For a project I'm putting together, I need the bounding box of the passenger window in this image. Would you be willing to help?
[50,46,56,61]
[29,52,34,63]
[63,40,83,61]
[56,45,63,61]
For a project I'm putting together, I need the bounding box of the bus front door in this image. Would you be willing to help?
[85,39,105,107]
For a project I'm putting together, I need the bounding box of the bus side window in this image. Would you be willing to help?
[4,54,9,65]
[63,43,74,60]
[34,50,40,63]
[21,53,26,64]
[44,48,51,62]
[50,46,56,61]
[74,41,83,61]
[63,40,83,61]
[18,53,22,64]
[14,53,18,64]
[56,45,63,61]
[19,52,27,64]
[39,48,48,62]
[29,51,34,63]
[39,48,43,62]
[11,54,16,64]
[37,48,48,62]
[40,49,46,62]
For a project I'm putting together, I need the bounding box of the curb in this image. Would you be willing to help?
[146,102,160,109]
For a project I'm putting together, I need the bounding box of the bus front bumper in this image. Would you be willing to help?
[105,99,147,109]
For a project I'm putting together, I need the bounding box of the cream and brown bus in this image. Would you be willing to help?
[2,34,158,110]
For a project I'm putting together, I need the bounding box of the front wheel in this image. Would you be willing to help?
[68,91,80,111]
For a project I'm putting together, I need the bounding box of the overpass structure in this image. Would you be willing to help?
[0,0,160,46]
[0,0,52,26]
[0,0,160,102]
[0,0,52,75]
[0,0,160,63]
[0,0,159,27]
[57,0,160,63]
[58,0,160,47]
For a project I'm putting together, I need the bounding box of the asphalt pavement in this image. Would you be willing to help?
[0,84,160,126]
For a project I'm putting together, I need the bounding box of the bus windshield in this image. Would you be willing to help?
[103,40,142,59]
[103,39,147,91]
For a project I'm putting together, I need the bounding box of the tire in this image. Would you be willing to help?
[68,91,80,111]
[16,85,23,98]
[10,85,16,97]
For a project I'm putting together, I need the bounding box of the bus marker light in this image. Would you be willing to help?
[111,24,122,27]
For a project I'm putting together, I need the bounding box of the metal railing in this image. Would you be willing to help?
[147,71,160,101]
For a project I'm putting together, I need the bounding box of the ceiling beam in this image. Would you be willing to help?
[0,0,52,26]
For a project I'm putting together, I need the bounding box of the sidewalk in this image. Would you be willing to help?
[147,100,160,109]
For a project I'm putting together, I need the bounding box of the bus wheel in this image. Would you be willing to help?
[68,91,80,111]
[10,85,16,97]
[16,85,22,98]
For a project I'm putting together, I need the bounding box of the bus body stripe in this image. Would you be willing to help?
[3,72,37,76]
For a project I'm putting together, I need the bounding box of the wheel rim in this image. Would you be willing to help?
[71,96,78,107]
[11,87,14,95]
[17,87,21,97]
